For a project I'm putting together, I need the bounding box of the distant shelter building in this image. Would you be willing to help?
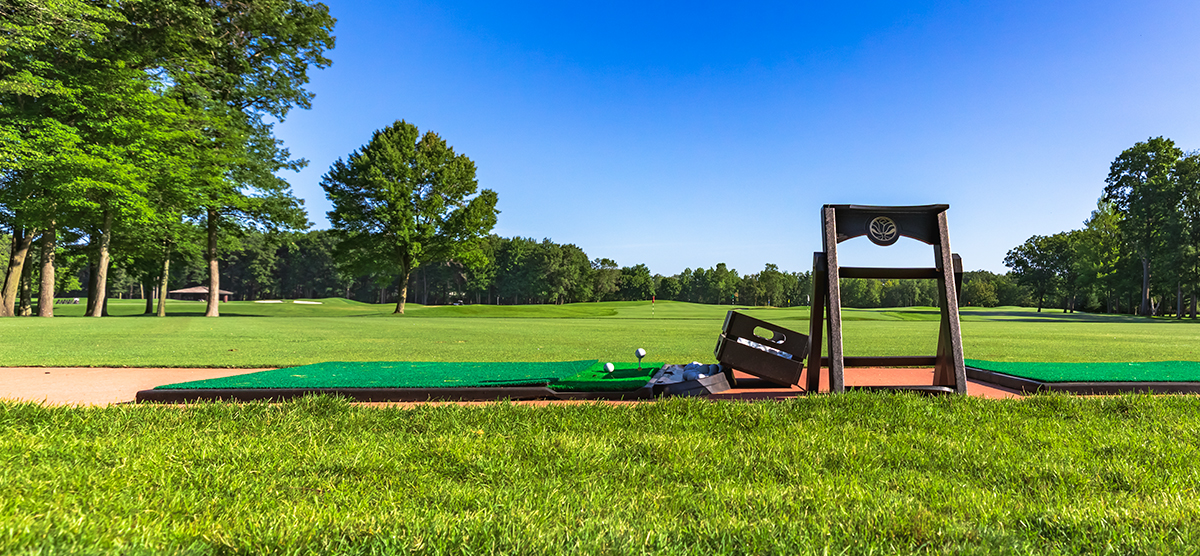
[168,286,233,302]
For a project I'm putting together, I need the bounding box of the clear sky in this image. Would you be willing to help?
[273,0,1200,275]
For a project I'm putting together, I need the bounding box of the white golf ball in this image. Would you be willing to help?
[635,348,647,359]
[604,362,615,373]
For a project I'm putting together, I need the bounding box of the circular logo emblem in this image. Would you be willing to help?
[867,216,898,246]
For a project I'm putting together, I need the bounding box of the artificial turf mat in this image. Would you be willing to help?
[548,361,663,392]
[154,360,663,392]
[965,359,1200,383]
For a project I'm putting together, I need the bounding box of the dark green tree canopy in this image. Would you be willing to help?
[1103,136,1189,315]
[1004,233,1070,312]
[322,120,498,313]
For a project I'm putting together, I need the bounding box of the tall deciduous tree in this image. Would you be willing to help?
[322,120,499,314]
[709,263,739,305]
[1103,137,1186,315]
[618,264,655,301]
[759,263,786,307]
[1178,153,1200,318]
[961,277,999,307]
[1077,200,1124,313]
[123,0,336,317]
[1004,234,1065,312]
[656,275,681,300]
[1055,231,1084,313]
[0,1,124,316]
[590,258,620,301]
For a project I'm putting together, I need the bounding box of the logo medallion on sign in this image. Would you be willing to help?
[867,216,898,246]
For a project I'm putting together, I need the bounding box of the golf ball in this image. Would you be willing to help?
[635,348,646,359]
[604,362,615,373]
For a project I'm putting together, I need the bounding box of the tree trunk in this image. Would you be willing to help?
[88,210,113,317]
[157,254,170,317]
[85,258,98,315]
[205,207,220,317]
[1,228,36,317]
[143,281,154,314]
[422,266,428,306]
[1192,292,1197,319]
[1036,293,1043,312]
[395,270,410,314]
[18,250,34,316]
[37,225,55,317]
[1177,284,1183,320]
[1139,256,1151,316]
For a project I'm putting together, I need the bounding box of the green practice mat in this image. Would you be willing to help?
[549,362,663,392]
[155,360,662,392]
[966,359,1200,383]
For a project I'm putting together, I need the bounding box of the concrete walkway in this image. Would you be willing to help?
[1,367,251,406]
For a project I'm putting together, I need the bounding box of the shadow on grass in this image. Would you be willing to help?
[964,310,1185,323]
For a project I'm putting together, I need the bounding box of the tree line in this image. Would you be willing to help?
[0,0,335,317]
[2,223,992,311]
[1003,137,1200,317]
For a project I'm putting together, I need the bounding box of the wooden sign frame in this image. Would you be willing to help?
[806,204,967,394]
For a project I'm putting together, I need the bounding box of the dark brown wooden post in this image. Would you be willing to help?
[822,206,845,393]
[806,252,827,393]
[932,213,967,392]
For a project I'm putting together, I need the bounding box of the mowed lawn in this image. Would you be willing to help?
[4,394,1200,555]
[5,301,1200,554]
[3,299,1199,367]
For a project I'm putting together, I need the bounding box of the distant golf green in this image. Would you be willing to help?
[3,299,1199,368]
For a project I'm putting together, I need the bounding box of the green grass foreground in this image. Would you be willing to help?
[3,394,1200,555]
[3,300,1199,367]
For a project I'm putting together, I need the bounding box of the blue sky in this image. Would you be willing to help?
[274,0,1200,275]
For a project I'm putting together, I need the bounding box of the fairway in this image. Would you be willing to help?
[4,300,1200,368]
